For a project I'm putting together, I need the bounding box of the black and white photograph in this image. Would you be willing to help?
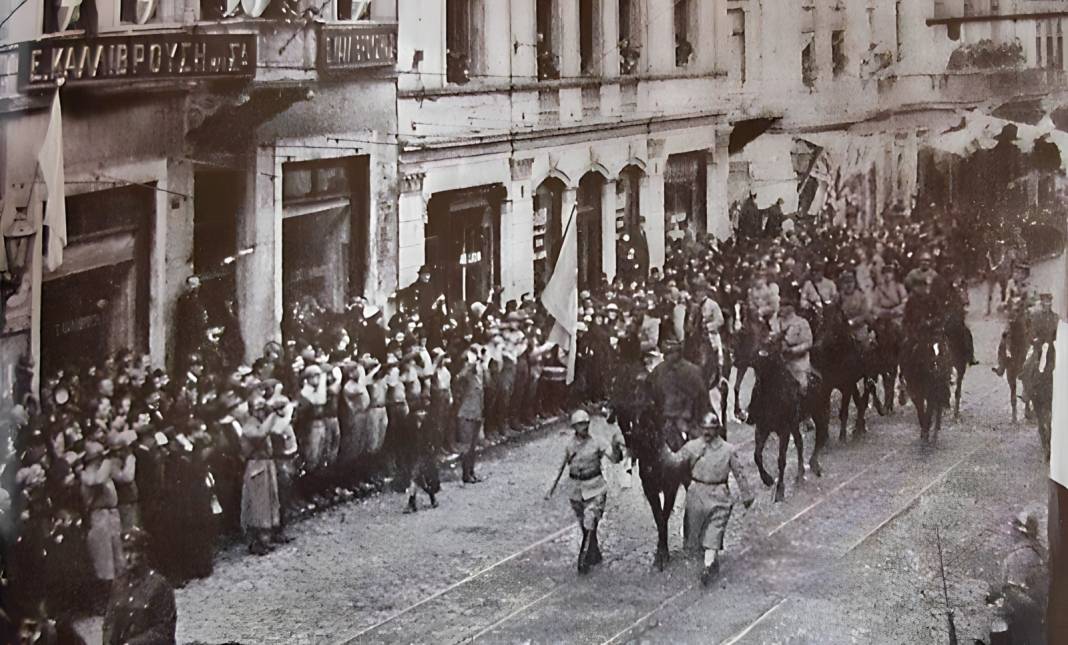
[0,0,1067,642]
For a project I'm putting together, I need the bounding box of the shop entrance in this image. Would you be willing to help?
[576,173,604,290]
[41,186,152,375]
[665,152,707,241]
[281,157,369,318]
[426,186,504,306]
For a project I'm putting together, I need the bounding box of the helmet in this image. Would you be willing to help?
[570,410,592,426]
[698,411,722,429]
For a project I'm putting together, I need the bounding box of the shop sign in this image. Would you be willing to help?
[19,33,256,90]
[319,23,397,72]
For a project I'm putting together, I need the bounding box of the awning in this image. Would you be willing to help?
[925,109,1068,171]
[729,118,781,155]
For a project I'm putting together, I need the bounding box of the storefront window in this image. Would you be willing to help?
[533,178,565,295]
[42,186,152,376]
[281,157,369,317]
[665,152,706,241]
[426,186,503,306]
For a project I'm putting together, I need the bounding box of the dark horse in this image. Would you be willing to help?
[900,325,952,443]
[871,318,903,415]
[1022,339,1055,459]
[748,342,806,502]
[1001,301,1031,423]
[608,356,686,571]
[724,301,764,422]
[808,305,884,442]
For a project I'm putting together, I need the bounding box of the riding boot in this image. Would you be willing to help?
[587,527,603,566]
[578,529,590,574]
[701,560,720,587]
[403,495,417,514]
[429,492,438,508]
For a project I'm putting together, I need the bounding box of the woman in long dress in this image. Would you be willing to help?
[240,396,280,556]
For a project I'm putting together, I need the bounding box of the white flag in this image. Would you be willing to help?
[1051,321,1068,487]
[540,205,578,383]
[38,90,66,272]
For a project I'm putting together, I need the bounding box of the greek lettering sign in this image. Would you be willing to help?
[319,24,397,72]
[19,33,256,90]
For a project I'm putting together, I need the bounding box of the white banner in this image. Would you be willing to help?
[1051,321,1068,487]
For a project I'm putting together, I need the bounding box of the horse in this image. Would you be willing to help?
[724,301,764,422]
[871,317,903,415]
[1001,302,1031,423]
[808,304,883,442]
[1021,340,1055,459]
[899,326,952,444]
[608,362,687,571]
[748,341,806,502]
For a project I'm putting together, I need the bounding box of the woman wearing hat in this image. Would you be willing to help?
[80,435,127,601]
[239,394,281,555]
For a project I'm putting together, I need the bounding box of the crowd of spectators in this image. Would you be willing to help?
[0,204,1022,636]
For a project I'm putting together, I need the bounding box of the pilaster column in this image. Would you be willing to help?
[844,0,869,79]
[601,179,618,281]
[813,0,834,86]
[482,0,512,79]
[561,185,578,232]
[640,147,666,270]
[708,0,730,75]
[601,0,620,78]
[502,157,535,302]
[236,147,283,362]
[397,171,426,290]
[559,0,581,79]
[160,159,194,368]
[511,0,537,80]
[646,0,675,74]
[897,0,932,73]
[706,130,731,240]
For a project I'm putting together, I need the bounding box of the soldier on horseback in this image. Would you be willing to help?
[800,260,838,332]
[768,296,815,392]
[1023,293,1058,457]
[659,411,755,587]
[649,338,708,442]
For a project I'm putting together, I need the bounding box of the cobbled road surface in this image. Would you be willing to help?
[170,258,1061,645]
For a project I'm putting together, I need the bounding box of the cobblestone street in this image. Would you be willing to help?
[161,260,1059,645]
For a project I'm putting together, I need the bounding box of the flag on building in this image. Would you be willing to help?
[1051,320,1068,487]
[540,205,578,384]
[38,89,67,272]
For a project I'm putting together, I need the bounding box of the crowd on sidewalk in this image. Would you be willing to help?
[0,202,1035,639]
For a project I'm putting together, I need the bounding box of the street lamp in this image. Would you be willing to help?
[1,216,35,327]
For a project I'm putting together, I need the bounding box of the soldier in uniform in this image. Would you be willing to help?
[769,297,815,391]
[904,252,939,293]
[800,261,838,317]
[1024,293,1058,457]
[839,271,874,352]
[102,527,177,645]
[648,338,708,442]
[545,410,625,574]
[659,411,754,586]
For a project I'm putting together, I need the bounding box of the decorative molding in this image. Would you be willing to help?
[647,137,666,160]
[510,157,534,181]
[400,172,426,194]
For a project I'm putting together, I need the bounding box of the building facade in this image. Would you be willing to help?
[392,0,1068,305]
[3,0,1068,399]
[0,0,399,397]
